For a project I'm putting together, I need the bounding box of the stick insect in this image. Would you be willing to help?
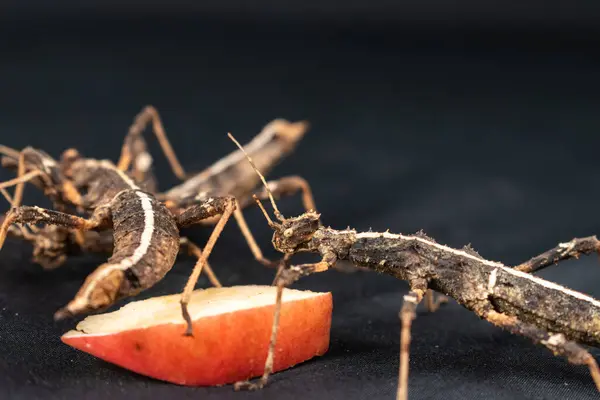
[0,107,318,333]
[1,107,317,283]
[0,146,113,269]
[228,133,600,399]
[0,146,243,327]
[0,105,186,271]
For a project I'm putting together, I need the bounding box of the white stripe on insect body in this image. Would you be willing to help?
[356,231,506,267]
[356,231,600,309]
[488,268,498,294]
[79,191,155,299]
[501,266,600,308]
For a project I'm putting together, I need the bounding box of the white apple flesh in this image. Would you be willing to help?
[62,285,332,386]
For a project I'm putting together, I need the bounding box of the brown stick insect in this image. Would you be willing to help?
[1,107,316,279]
[228,133,600,399]
[0,146,238,327]
[0,105,187,270]
[0,107,318,333]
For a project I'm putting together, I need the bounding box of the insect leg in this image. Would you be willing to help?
[0,145,21,160]
[179,236,222,288]
[485,310,600,391]
[1,146,83,208]
[0,162,76,246]
[0,170,44,193]
[235,252,337,391]
[0,182,86,269]
[11,149,29,209]
[0,149,91,268]
[0,212,35,242]
[176,196,236,335]
[0,185,39,240]
[252,175,317,212]
[0,205,111,250]
[397,287,426,400]
[117,105,187,181]
[175,195,276,267]
[514,236,600,274]
[424,289,448,312]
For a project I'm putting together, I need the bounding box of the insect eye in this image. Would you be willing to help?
[283,228,294,238]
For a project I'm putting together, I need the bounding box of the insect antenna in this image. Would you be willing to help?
[252,194,276,227]
[227,132,285,221]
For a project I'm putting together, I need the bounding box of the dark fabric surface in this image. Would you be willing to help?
[1,18,600,399]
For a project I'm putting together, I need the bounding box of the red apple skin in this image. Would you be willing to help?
[62,292,332,386]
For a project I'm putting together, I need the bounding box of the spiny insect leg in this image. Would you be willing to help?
[485,310,600,392]
[234,273,286,391]
[235,252,336,391]
[424,289,448,312]
[0,187,36,239]
[397,288,425,400]
[0,205,110,250]
[514,236,600,274]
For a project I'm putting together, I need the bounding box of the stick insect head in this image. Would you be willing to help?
[271,210,321,254]
[228,133,321,254]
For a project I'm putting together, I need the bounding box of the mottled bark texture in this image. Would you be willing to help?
[346,231,600,347]
[108,190,179,293]
[258,217,600,395]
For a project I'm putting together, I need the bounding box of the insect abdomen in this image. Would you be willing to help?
[109,190,179,293]
[490,268,600,346]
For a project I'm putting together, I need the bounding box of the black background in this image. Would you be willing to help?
[2,3,600,399]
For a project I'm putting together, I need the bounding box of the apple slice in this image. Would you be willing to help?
[61,285,332,386]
